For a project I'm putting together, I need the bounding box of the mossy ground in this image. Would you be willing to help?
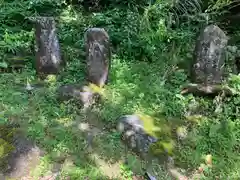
[0,126,16,171]
[1,55,240,179]
[0,62,173,179]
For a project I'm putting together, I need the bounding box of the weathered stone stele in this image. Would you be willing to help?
[85,28,110,87]
[181,25,233,96]
[34,17,63,79]
[191,24,228,85]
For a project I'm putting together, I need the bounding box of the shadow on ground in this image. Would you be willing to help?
[0,55,200,179]
[0,72,150,179]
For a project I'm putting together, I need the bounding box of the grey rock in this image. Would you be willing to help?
[85,28,111,87]
[117,115,158,158]
[117,115,158,172]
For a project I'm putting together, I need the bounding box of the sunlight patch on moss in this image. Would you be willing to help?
[45,74,57,85]
[136,113,161,138]
[185,115,204,123]
[55,117,73,127]
[87,83,105,96]
[31,155,53,178]
[160,140,175,155]
[90,153,122,179]
[151,139,175,156]
[0,138,15,159]
[59,5,79,23]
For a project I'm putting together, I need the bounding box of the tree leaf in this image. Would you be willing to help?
[0,62,8,68]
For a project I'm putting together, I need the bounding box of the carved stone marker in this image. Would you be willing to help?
[85,28,110,87]
[34,17,63,79]
[192,25,228,85]
[182,25,231,96]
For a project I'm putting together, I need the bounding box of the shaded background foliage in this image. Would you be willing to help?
[1,0,239,60]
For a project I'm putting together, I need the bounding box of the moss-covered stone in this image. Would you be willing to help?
[0,126,16,170]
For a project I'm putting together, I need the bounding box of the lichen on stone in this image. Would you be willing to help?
[136,113,161,138]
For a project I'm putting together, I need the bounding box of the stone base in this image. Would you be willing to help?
[181,83,233,97]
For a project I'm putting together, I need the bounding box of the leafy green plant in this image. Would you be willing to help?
[0,30,34,54]
[120,164,134,180]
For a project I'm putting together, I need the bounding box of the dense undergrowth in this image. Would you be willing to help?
[1,0,240,179]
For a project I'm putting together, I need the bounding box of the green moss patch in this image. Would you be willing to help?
[0,126,16,170]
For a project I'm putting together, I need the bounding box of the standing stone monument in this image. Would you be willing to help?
[182,25,232,96]
[191,24,228,85]
[34,17,63,79]
[85,28,110,87]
